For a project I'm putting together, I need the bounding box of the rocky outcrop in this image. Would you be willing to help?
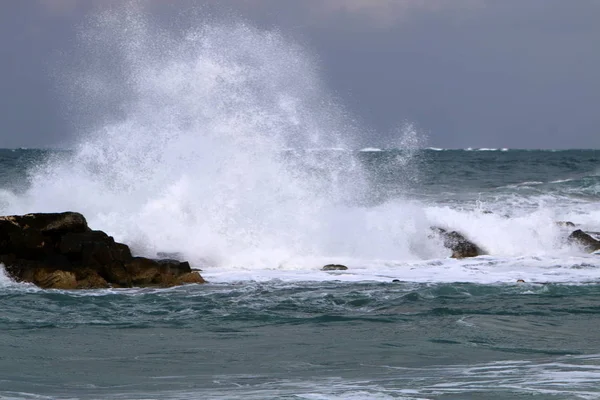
[431,227,486,259]
[322,264,348,271]
[0,212,205,289]
[568,229,600,253]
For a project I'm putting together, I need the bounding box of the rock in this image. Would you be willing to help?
[40,212,89,234]
[556,221,576,228]
[74,269,110,289]
[0,212,88,235]
[35,270,78,290]
[431,227,486,259]
[568,229,600,253]
[322,264,348,271]
[174,271,206,285]
[0,212,205,289]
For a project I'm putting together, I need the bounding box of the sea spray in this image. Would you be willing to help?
[3,7,405,267]
[1,7,599,274]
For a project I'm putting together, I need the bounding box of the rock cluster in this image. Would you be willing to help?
[431,224,600,259]
[0,212,205,289]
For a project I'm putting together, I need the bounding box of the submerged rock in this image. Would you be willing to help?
[322,264,348,271]
[0,212,205,289]
[431,227,486,259]
[556,221,576,228]
[568,229,600,253]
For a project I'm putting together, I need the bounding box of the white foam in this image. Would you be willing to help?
[551,178,576,184]
[202,254,600,285]
[0,265,38,290]
[0,264,14,287]
[1,8,598,286]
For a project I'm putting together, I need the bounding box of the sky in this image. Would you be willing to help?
[1,0,599,149]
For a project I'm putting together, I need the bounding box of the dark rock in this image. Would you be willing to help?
[0,212,205,289]
[76,273,110,289]
[100,262,132,287]
[40,212,89,234]
[556,221,576,228]
[73,268,110,289]
[156,259,192,273]
[0,212,89,235]
[125,257,162,285]
[59,230,110,254]
[431,227,486,259]
[568,230,600,253]
[322,264,348,271]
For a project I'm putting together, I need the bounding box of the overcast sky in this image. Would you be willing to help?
[1,0,599,149]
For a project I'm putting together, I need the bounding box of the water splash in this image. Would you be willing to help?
[5,7,385,267]
[3,7,598,277]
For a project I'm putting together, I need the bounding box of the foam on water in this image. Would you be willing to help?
[0,264,18,288]
[1,6,599,285]
[57,354,598,399]
[4,7,369,268]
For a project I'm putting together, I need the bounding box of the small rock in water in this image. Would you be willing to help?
[430,227,486,259]
[556,221,576,227]
[392,279,401,283]
[568,229,600,253]
[321,264,348,271]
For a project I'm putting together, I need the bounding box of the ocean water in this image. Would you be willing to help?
[2,7,600,399]
[2,148,600,400]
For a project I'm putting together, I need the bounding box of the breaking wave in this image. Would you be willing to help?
[0,5,599,283]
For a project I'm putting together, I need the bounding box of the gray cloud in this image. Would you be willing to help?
[1,0,599,148]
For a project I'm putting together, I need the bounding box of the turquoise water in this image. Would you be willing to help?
[2,280,600,399]
[1,149,600,399]
[2,8,599,397]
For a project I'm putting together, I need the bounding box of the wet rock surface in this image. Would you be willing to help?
[431,227,487,259]
[568,229,600,253]
[322,264,348,271]
[0,212,205,289]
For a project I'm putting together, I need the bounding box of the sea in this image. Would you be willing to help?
[1,147,600,400]
[2,9,600,399]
